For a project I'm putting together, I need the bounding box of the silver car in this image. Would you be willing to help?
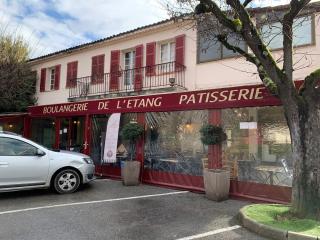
[0,132,95,194]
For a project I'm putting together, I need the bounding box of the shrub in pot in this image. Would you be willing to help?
[200,124,229,201]
[120,122,144,186]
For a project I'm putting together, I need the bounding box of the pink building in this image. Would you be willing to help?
[1,3,320,202]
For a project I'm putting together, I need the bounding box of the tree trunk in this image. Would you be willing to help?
[284,97,320,219]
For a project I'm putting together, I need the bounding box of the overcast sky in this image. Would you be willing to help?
[0,0,294,58]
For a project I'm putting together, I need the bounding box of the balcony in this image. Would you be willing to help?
[68,62,186,100]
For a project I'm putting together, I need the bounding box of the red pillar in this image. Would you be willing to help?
[208,110,222,169]
[83,114,91,155]
[136,113,145,180]
[23,115,31,138]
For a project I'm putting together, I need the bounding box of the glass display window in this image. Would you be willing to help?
[222,106,292,187]
[144,110,208,176]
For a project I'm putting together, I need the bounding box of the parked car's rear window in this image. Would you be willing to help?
[0,137,38,156]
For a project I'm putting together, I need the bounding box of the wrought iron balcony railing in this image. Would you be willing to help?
[69,61,186,99]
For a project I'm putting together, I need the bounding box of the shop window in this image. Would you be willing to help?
[144,110,208,176]
[31,118,55,149]
[260,15,313,50]
[90,113,137,166]
[222,106,292,187]
[0,118,23,135]
[59,117,84,152]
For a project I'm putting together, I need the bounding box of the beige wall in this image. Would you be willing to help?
[32,14,320,105]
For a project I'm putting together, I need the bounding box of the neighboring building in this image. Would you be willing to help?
[1,3,320,202]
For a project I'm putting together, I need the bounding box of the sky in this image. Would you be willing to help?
[0,0,296,59]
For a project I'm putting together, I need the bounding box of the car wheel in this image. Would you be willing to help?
[53,169,81,194]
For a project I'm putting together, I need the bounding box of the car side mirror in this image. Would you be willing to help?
[36,149,46,157]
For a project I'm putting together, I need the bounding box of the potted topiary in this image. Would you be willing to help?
[120,122,144,186]
[200,124,229,201]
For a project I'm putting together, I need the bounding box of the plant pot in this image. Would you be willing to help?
[203,169,230,201]
[122,161,141,186]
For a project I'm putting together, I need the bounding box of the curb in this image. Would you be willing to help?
[239,206,319,240]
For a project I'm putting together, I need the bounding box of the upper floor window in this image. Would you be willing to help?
[40,65,60,92]
[198,32,246,63]
[160,42,175,63]
[124,50,135,88]
[260,15,313,50]
[49,67,55,90]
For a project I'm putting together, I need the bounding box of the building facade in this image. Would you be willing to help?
[1,4,320,202]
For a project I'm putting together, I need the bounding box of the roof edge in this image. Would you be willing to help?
[28,1,320,64]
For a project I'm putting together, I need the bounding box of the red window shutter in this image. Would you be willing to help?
[97,54,105,83]
[40,68,46,92]
[67,61,78,87]
[73,61,78,86]
[92,55,104,83]
[146,42,156,76]
[175,34,185,69]
[54,65,61,90]
[91,56,98,83]
[134,44,144,91]
[109,50,120,91]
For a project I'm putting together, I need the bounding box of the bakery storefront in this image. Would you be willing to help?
[12,83,293,203]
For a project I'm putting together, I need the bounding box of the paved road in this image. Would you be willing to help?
[0,179,268,240]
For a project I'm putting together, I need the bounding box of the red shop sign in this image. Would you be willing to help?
[28,84,283,117]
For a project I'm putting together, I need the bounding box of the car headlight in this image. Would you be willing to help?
[83,157,94,164]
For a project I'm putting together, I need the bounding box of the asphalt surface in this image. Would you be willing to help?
[0,179,268,240]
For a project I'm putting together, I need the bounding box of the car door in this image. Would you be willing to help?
[0,137,50,188]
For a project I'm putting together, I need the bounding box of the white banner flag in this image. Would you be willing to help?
[103,113,121,163]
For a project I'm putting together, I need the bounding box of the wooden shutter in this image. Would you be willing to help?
[109,50,120,91]
[91,56,98,83]
[175,34,185,70]
[97,54,105,83]
[40,68,46,92]
[134,44,144,91]
[54,65,61,90]
[92,55,104,83]
[67,61,78,87]
[146,42,156,76]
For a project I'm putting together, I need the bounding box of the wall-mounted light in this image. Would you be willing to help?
[185,119,192,129]
[9,124,13,128]
[73,121,77,124]
[169,77,175,87]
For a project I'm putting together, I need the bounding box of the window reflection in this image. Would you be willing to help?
[31,118,55,149]
[144,110,208,176]
[90,113,136,166]
[222,106,292,187]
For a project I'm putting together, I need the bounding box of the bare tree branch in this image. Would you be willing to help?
[242,0,252,8]
[225,0,286,84]
[217,34,278,94]
[283,0,311,82]
[200,0,286,95]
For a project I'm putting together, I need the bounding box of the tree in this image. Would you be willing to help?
[0,34,37,112]
[168,0,320,219]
